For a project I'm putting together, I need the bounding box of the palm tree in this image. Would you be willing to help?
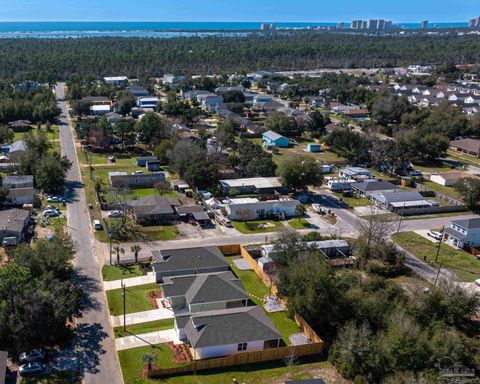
[295,204,307,222]
[113,245,125,266]
[131,244,142,264]
[142,351,155,378]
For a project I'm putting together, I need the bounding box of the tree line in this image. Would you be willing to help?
[0,32,480,81]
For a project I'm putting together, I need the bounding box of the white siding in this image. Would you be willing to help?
[194,340,266,360]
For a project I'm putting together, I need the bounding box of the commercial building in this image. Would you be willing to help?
[219,177,284,195]
[224,197,300,221]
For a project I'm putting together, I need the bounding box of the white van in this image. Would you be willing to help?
[93,220,103,230]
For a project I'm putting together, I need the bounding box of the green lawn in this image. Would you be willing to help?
[226,256,301,345]
[106,283,160,315]
[102,264,145,281]
[333,193,371,207]
[447,149,480,168]
[120,347,327,384]
[288,218,312,230]
[232,220,284,234]
[418,180,463,201]
[412,160,456,173]
[114,319,174,338]
[140,225,179,241]
[119,343,188,382]
[14,125,59,141]
[393,232,480,282]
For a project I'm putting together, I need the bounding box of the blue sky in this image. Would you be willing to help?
[0,0,478,22]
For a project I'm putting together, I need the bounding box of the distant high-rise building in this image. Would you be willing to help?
[260,23,270,30]
[421,20,428,29]
[368,19,378,29]
[477,17,480,28]
[469,17,480,28]
[337,22,345,30]
[378,19,385,29]
[352,20,363,29]
[362,20,368,29]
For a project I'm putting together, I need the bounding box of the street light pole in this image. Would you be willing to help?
[396,203,406,233]
[122,281,126,332]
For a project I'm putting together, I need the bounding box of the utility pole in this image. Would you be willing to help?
[435,226,445,263]
[433,262,444,288]
[396,203,406,233]
[122,281,126,332]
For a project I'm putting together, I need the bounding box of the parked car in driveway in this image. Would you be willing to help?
[43,209,60,218]
[47,196,64,203]
[19,349,45,364]
[311,203,322,213]
[19,362,47,377]
[427,230,443,240]
[107,210,123,218]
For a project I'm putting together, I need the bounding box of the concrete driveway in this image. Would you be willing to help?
[111,308,174,327]
[115,329,180,351]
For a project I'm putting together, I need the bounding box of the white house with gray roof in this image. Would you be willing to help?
[443,218,480,249]
[370,190,431,212]
[182,306,282,360]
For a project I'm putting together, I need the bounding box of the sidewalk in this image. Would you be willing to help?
[115,329,180,351]
[103,273,156,291]
[111,308,174,327]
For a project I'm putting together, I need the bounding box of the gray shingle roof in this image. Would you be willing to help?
[378,190,425,203]
[443,227,467,240]
[162,271,248,305]
[451,218,480,229]
[352,180,399,193]
[263,130,286,141]
[450,138,480,155]
[152,246,229,274]
[184,306,281,348]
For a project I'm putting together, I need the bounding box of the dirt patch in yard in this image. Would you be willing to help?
[147,290,162,309]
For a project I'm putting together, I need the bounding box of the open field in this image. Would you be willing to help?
[106,283,160,316]
[232,220,285,234]
[447,149,480,168]
[393,232,480,282]
[13,125,60,141]
[272,146,345,166]
[226,255,301,345]
[113,319,174,338]
[412,160,456,173]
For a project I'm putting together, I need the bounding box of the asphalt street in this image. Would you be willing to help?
[56,83,123,384]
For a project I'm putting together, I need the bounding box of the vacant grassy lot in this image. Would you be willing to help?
[226,255,301,345]
[393,232,480,282]
[102,264,145,281]
[418,180,463,201]
[14,125,59,141]
[288,218,312,229]
[412,160,456,173]
[114,319,174,338]
[106,283,160,315]
[232,220,284,234]
[447,149,480,168]
[272,147,345,166]
[333,193,371,207]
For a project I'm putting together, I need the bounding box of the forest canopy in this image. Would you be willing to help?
[1,32,480,81]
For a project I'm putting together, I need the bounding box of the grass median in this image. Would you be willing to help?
[114,319,174,338]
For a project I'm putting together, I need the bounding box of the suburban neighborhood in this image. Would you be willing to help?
[1,10,480,384]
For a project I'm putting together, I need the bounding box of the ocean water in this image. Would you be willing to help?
[0,21,469,38]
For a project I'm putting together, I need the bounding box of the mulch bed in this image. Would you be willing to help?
[146,290,163,309]
[141,363,159,378]
[167,341,192,363]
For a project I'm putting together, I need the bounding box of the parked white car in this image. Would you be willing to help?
[427,230,443,240]
[43,209,60,218]
[311,204,322,213]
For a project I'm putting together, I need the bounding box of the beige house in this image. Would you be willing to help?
[429,171,473,187]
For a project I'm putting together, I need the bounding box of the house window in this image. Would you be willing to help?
[237,342,247,351]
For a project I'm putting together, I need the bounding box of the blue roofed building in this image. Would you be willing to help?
[262,130,289,148]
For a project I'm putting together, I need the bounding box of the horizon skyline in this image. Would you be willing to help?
[0,0,478,23]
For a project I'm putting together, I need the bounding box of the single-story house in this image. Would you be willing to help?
[0,208,31,245]
[3,175,35,205]
[338,167,373,180]
[327,178,355,192]
[450,138,480,157]
[261,240,350,259]
[161,271,249,314]
[8,120,31,132]
[104,76,128,86]
[430,171,472,187]
[220,177,284,195]
[342,108,370,119]
[109,172,166,188]
[197,94,224,111]
[262,130,289,148]
[318,164,332,174]
[136,156,158,167]
[152,246,230,282]
[352,180,400,198]
[443,218,480,249]
[370,190,430,211]
[175,205,206,220]
[90,105,111,116]
[225,197,300,221]
[192,211,211,226]
[183,306,282,360]
[127,85,150,97]
[137,97,159,109]
[105,112,122,125]
[128,195,180,224]
[6,140,27,162]
[306,143,321,153]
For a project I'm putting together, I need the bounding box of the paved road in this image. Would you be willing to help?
[56,83,123,384]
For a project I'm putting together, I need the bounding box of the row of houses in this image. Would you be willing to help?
[153,246,284,360]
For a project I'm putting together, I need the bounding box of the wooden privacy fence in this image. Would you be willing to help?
[149,342,323,378]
